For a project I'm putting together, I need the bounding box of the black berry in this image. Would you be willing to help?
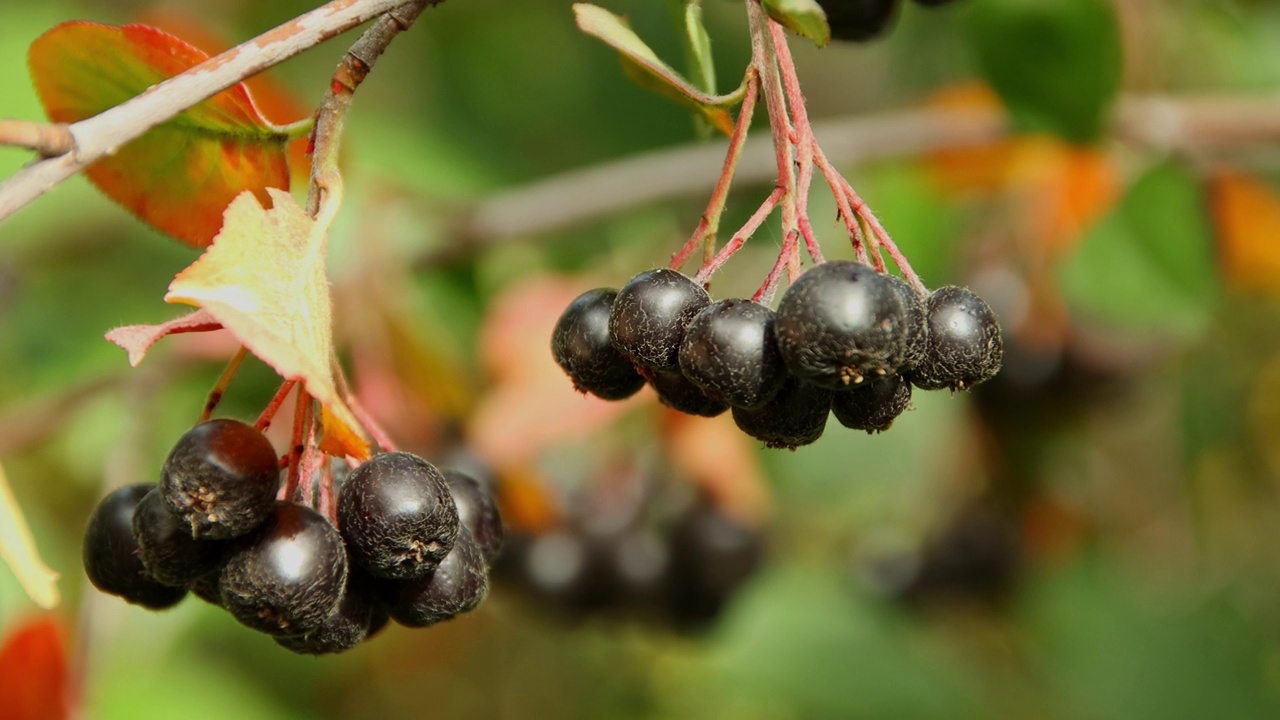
[885,274,928,372]
[274,573,382,655]
[551,288,646,400]
[609,268,710,371]
[161,419,281,540]
[818,0,899,42]
[338,452,460,580]
[219,501,348,636]
[666,502,764,628]
[775,261,911,390]
[442,468,504,565]
[82,484,187,609]
[831,374,912,433]
[909,286,1003,391]
[649,368,729,418]
[519,529,616,614]
[678,298,787,409]
[383,528,489,628]
[731,377,832,449]
[132,488,225,586]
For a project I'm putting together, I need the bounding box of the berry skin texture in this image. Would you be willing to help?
[731,377,833,450]
[679,299,787,409]
[274,573,381,655]
[775,261,911,389]
[831,374,912,433]
[83,484,188,609]
[161,419,282,540]
[383,528,489,628]
[551,288,646,401]
[909,286,1004,391]
[818,0,899,42]
[609,268,710,371]
[443,469,504,565]
[132,488,225,586]
[649,369,729,418]
[884,274,928,372]
[219,501,349,636]
[339,452,460,580]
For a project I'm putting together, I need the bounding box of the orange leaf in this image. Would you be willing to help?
[1210,171,1280,297]
[165,189,369,460]
[0,616,71,720]
[104,309,223,366]
[28,22,294,248]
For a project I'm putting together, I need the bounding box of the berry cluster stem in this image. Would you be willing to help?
[198,345,249,423]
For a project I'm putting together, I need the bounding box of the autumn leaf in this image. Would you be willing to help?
[104,308,223,366]
[28,22,298,248]
[166,189,369,459]
[0,462,60,610]
[1210,171,1280,297]
[0,616,71,720]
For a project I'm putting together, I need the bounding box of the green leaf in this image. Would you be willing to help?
[684,1,717,95]
[762,0,832,48]
[573,3,736,134]
[965,0,1122,143]
[1059,162,1218,337]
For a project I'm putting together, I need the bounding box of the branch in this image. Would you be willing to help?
[0,120,73,157]
[0,0,428,224]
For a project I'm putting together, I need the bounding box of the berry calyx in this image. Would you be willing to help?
[609,268,710,371]
[908,285,1004,391]
[132,487,225,586]
[831,374,912,433]
[82,484,188,609]
[382,527,489,628]
[678,298,787,409]
[161,418,282,540]
[551,288,646,400]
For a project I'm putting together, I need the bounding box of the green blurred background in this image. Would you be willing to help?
[4,0,1280,718]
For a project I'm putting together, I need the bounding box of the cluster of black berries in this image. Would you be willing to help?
[818,0,961,42]
[82,419,502,655]
[552,261,1002,449]
[497,494,764,630]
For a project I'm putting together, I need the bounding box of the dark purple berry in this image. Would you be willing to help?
[649,368,729,418]
[551,288,646,400]
[678,299,787,409]
[520,529,616,614]
[609,268,710,371]
[161,419,281,540]
[82,484,187,609]
[338,452,460,580]
[219,502,348,636]
[611,529,670,615]
[442,468,504,565]
[383,528,489,628]
[132,488,225,586]
[831,374,912,433]
[909,286,1003,391]
[666,501,764,628]
[885,274,928,372]
[731,377,832,449]
[775,261,911,390]
[818,0,899,42]
[188,572,223,606]
[275,573,382,655]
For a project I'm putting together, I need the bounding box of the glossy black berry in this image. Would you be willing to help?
[649,368,729,418]
[82,484,187,609]
[132,488,224,586]
[731,377,832,449]
[275,573,381,655]
[909,286,1004,391]
[885,274,928,372]
[520,529,616,614]
[818,0,899,42]
[666,502,765,628]
[551,288,646,400]
[219,501,348,636]
[831,374,912,433]
[678,299,787,409]
[161,419,281,540]
[442,468,504,565]
[775,261,911,390]
[383,528,489,628]
[609,269,710,371]
[339,452,460,579]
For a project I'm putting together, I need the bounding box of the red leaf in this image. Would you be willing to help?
[0,616,72,720]
[28,22,295,248]
[104,309,223,366]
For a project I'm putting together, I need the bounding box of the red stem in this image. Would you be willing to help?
[694,186,785,285]
[255,379,298,432]
[198,346,249,423]
[282,386,312,501]
[769,22,824,267]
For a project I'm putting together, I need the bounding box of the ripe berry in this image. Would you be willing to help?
[82,484,187,609]
[383,528,489,628]
[666,502,764,628]
[909,286,1004,391]
[219,501,348,636]
[885,274,928,372]
[609,268,710,371]
[442,468,504,565]
[339,452,460,579]
[649,369,729,418]
[132,488,224,586]
[831,374,912,433]
[520,529,615,614]
[731,377,832,449]
[161,419,281,540]
[551,288,646,400]
[775,261,912,390]
[274,573,381,655]
[818,0,899,42]
[678,299,787,409]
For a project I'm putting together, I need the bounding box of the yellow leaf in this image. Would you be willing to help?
[166,189,369,459]
[1211,171,1280,297]
[0,462,60,609]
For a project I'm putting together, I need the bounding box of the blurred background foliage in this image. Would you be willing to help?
[4,0,1280,718]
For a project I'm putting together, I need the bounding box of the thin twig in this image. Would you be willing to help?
[694,185,784,285]
[198,345,249,423]
[0,120,73,157]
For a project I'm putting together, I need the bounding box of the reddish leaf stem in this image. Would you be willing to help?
[255,379,298,433]
[283,386,312,501]
[694,185,785,285]
[768,21,824,267]
[198,345,249,423]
